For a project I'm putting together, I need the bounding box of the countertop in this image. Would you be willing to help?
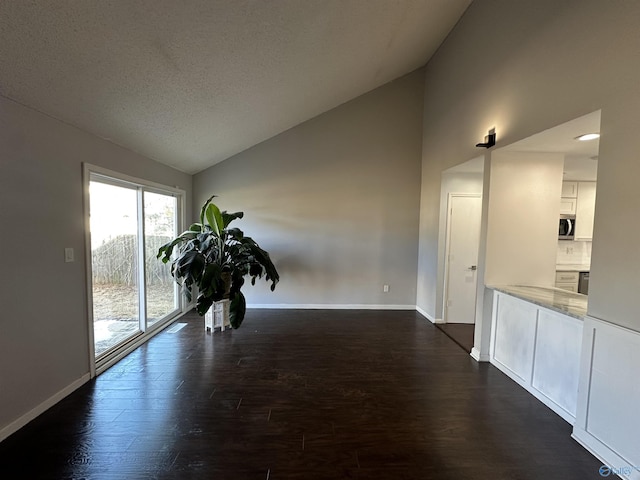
[489,285,588,319]
[556,264,590,272]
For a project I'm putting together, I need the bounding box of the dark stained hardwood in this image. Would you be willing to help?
[435,323,475,353]
[0,310,604,479]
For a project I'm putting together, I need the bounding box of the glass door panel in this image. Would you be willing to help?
[144,191,179,326]
[89,180,142,357]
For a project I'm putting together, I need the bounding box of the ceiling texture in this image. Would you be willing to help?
[0,0,471,174]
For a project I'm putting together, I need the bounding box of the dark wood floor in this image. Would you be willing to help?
[435,323,475,353]
[0,310,603,479]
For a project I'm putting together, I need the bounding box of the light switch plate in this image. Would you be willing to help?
[64,248,74,263]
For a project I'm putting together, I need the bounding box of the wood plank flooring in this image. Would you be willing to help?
[0,310,604,479]
[435,323,475,353]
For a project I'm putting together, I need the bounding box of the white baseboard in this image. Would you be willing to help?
[0,373,91,443]
[415,306,437,323]
[470,347,490,362]
[490,355,575,425]
[573,428,639,480]
[247,304,416,310]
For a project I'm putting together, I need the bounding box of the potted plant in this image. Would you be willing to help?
[157,194,279,329]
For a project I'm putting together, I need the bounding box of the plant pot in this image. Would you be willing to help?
[204,299,231,332]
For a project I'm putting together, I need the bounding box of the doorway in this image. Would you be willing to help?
[438,192,482,353]
[85,165,184,372]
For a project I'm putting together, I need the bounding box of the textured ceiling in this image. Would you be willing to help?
[0,0,471,174]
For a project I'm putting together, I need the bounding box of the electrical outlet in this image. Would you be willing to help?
[566,247,574,255]
[383,284,390,293]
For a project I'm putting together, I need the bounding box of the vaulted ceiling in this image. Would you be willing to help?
[0,0,471,174]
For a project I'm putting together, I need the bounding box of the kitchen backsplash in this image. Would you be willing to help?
[556,241,592,266]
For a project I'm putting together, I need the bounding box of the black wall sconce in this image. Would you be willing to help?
[476,128,496,148]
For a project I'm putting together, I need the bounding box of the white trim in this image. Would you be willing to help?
[491,353,576,424]
[137,188,147,333]
[442,193,482,324]
[470,347,490,362]
[572,428,639,480]
[572,315,640,480]
[82,164,97,377]
[0,373,90,443]
[247,304,416,310]
[415,305,437,323]
[83,163,185,195]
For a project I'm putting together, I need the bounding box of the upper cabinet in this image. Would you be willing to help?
[560,197,577,215]
[561,181,578,198]
[560,181,578,214]
[574,182,597,240]
[561,181,597,240]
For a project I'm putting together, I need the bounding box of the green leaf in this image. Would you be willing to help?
[205,203,224,236]
[199,194,217,224]
[156,230,199,261]
[221,211,244,228]
[175,250,206,281]
[225,227,244,240]
[196,294,214,316]
[229,291,246,329]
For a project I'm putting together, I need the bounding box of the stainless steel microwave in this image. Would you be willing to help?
[559,215,575,240]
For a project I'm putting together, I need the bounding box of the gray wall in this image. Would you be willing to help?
[0,95,192,435]
[417,0,640,332]
[194,70,424,307]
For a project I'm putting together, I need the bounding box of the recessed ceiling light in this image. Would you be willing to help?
[575,133,600,141]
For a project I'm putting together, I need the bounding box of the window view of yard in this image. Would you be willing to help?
[90,181,178,357]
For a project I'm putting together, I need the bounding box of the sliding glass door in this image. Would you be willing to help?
[88,171,181,362]
[90,180,141,356]
[144,191,179,327]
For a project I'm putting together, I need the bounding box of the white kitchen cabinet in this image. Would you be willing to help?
[555,271,579,292]
[574,181,596,240]
[490,290,583,424]
[560,181,578,214]
[561,181,578,198]
[559,181,596,239]
[556,283,578,293]
[559,197,577,215]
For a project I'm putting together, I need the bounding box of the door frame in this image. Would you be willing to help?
[82,163,186,377]
[442,193,482,324]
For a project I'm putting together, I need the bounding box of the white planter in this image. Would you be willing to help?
[204,300,231,332]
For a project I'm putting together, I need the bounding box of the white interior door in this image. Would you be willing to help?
[444,194,482,324]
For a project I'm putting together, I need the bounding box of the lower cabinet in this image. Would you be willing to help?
[555,271,579,292]
[490,291,583,423]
